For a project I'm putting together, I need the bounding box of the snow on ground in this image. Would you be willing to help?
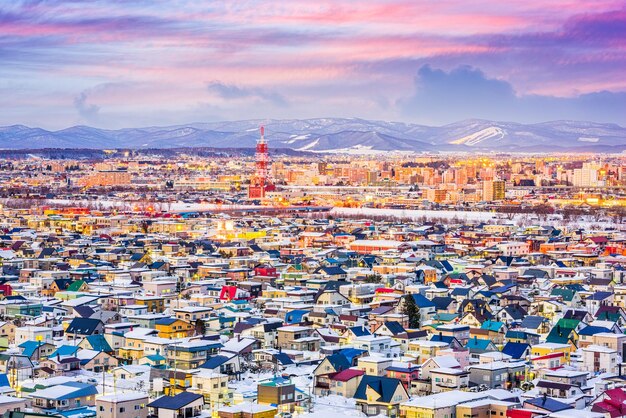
[303,395,385,418]
[331,207,622,229]
[38,198,622,230]
[296,139,320,151]
[450,127,505,146]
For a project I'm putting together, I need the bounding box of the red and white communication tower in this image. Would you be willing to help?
[248,125,275,199]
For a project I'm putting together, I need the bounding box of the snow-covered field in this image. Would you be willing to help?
[331,207,622,230]
[36,198,623,230]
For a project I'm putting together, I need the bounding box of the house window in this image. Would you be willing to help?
[120,407,126,412]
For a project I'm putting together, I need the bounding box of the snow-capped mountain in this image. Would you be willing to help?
[0,118,624,152]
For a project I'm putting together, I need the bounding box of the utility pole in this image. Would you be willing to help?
[171,340,181,395]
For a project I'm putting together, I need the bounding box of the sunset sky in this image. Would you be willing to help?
[2,0,625,128]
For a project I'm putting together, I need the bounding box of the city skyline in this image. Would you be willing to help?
[1,0,625,130]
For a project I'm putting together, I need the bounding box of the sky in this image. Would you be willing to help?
[1,0,625,129]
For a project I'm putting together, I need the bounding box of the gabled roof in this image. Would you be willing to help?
[67,280,87,292]
[412,293,435,308]
[200,355,233,370]
[588,291,613,301]
[546,325,576,345]
[481,320,504,332]
[354,375,404,403]
[501,305,527,320]
[50,345,80,358]
[465,338,495,351]
[337,348,367,365]
[325,352,351,371]
[155,318,178,326]
[273,353,294,365]
[520,315,547,330]
[85,334,112,352]
[524,396,571,412]
[66,318,102,335]
[32,382,98,400]
[19,341,52,357]
[285,309,309,324]
[431,297,455,310]
[578,325,610,336]
[381,321,405,336]
[348,326,371,337]
[502,342,530,360]
[331,368,364,382]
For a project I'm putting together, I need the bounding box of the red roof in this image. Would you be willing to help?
[532,352,564,361]
[375,288,395,293]
[330,368,364,382]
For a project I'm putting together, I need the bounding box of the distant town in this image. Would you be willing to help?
[0,125,621,418]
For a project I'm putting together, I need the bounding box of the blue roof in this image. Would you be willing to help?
[0,374,9,388]
[588,291,613,301]
[325,353,351,371]
[285,309,309,324]
[520,315,547,329]
[56,406,96,418]
[66,318,101,335]
[200,355,231,369]
[273,353,294,365]
[491,283,516,293]
[412,293,435,308]
[19,341,46,358]
[451,287,470,296]
[525,397,571,412]
[337,348,367,365]
[502,342,530,360]
[465,338,494,350]
[382,321,405,335]
[148,392,204,410]
[481,321,504,332]
[349,326,371,337]
[430,334,454,344]
[145,354,166,361]
[155,318,178,326]
[50,345,79,358]
[578,325,611,336]
[321,266,346,275]
[354,375,404,403]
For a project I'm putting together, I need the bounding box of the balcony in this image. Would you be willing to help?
[436,381,461,389]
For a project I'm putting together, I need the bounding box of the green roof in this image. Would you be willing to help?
[546,325,576,345]
[67,280,87,292]
[556,318,580,329]
[550,288,575,302]
[85,335,112,352]
[432,313,459,322]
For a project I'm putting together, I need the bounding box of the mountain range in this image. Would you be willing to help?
[1,118,624,153]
